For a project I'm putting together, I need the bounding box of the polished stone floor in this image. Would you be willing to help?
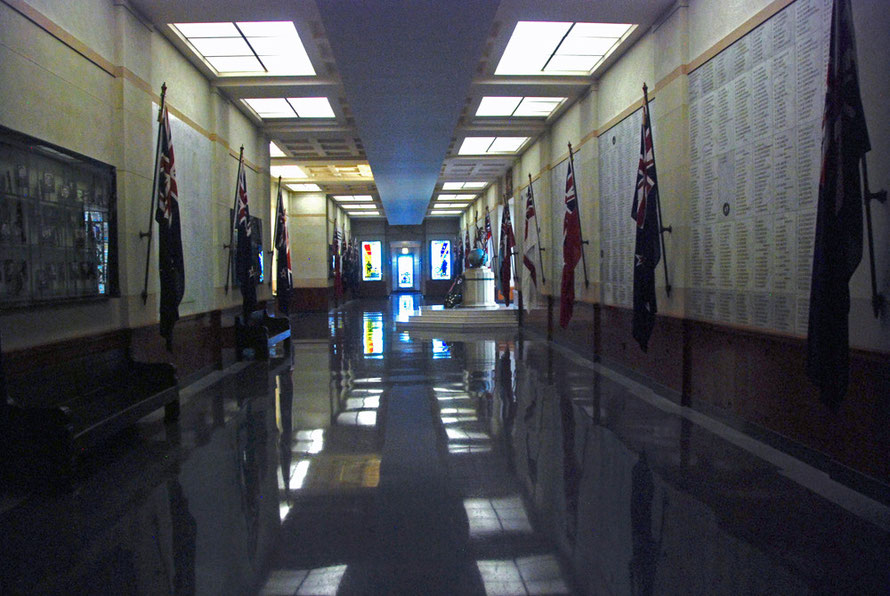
[1,295,889,595]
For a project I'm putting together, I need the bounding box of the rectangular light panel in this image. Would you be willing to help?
[495,21,634,76]
[270,164,307,178]
[459,137,528,155]
[476,96,565,118]
[171,21,315,76]
[441,182,487,190]
[286,183,321,192]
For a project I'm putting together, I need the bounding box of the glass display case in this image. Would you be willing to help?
[0,126,117,307]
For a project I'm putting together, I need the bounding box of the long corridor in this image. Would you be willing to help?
[2,296,889,595]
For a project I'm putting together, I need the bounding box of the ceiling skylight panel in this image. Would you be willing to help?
[476,97,522,117]
[188,37,252,56]
[288,97,335,118]
[556,33,621,57]
[270,165,307,178]
[235,21,296,37]
[544,55,599,73]
[495,21,571,75]
[205,56,264,73]
[570,22,634,38]
[286,183,321,192]
[513,97,564,117]
[174,22,239,37]
[171,20,315,76]
[488,137,528,153]
[245,98,295,118]
[458,137,495,155]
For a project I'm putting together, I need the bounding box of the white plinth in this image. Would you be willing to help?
[463,267,496,307]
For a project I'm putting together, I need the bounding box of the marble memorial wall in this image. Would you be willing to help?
[686,0,830,334]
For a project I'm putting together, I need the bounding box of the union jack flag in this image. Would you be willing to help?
[236,161,250,234]
[631,95,662,352]
[155,106,184,350]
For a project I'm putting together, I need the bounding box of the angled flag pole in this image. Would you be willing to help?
[140,82,167,305]
[643,83,673,297]
[567,143,590,289]
[528,174,546,285]
[224,146,244,295]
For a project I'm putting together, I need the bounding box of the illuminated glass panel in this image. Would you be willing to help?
[495,20,634,76]
[361,241,382,281]
[431,240,451,280]
[362,312,383,357]
[432,339,451,359]
[397,255,414,288]
[171,21,315,76]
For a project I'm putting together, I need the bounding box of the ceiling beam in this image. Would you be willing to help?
[471,76,593,97]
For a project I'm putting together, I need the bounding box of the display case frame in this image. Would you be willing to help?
[0,126,118,308]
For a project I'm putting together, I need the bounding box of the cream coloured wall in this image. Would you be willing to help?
[509,0,888,351]
[0,0,267,350]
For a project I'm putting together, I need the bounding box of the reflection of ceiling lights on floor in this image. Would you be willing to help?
[476,555,569,595]
[259,565,349,596]
[336,410,377,426]
[464,496,533,538]
[293,429,325,454]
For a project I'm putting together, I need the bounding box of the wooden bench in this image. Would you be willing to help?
[0,347,179,486]
[235,309,291,361]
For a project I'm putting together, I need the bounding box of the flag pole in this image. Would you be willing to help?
[567,142,590,288]
[860,156,886,317]
[274,175,282,294]
[528,173,546,285]
[224,146,244,295]
[643,83,673,296]
[140,83,167,305]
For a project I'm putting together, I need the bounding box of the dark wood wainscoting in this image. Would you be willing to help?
[536,298,890,481]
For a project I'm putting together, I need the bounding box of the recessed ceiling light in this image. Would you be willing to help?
[433,203,468,209]
[341,204,378,210]
[458,137,528,155]
[171,21,315,76]
[429,211,462,216]
[495,21,634,76]
[270,165,307,178]
[285,183,322,192]
[349,211,381,216]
